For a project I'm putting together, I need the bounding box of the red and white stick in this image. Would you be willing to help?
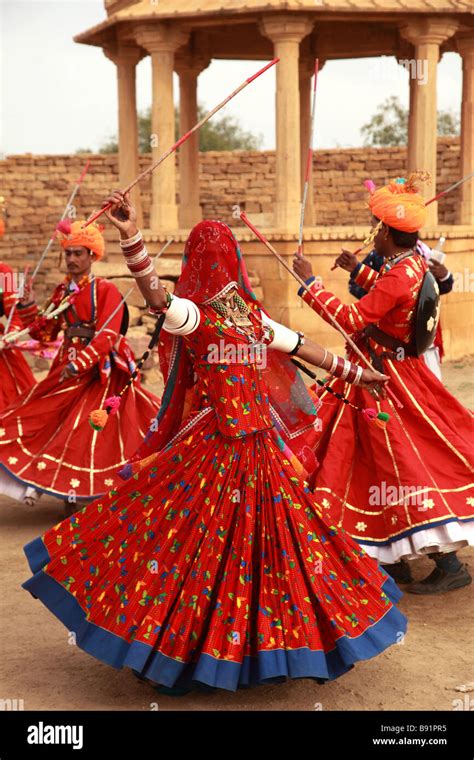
[298,58,319,256]
[31,160,91,281]
[240,211,404,409]
[85,58,280,228]
[426,171,474,206]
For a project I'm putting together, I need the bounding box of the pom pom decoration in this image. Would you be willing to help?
[89,409,109,432]
[104,396,121,416]
[56,219,73,235]
[88,396,122,431]
[363,179,376,194]
[373,411,391,430]
[362,408,377,422]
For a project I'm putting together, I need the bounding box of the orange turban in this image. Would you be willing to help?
[56,219,105,260]
[368,176,428,233]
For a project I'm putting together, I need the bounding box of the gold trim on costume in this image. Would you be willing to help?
[388,360,474,473]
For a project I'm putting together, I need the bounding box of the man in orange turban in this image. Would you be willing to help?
[368,176,427,233]
[56,218,106,261]
[292,174,473,596]
[0,217,159,513]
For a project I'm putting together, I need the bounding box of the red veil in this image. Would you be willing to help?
[121,221,321,479]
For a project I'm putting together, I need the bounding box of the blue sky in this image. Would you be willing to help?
[1,0,463,156]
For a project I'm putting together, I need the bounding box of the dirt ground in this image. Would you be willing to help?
[0,357,472,712]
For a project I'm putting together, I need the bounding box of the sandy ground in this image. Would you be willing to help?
[0,357,473,712]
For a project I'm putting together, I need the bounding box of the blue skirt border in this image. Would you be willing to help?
[23,534,407,693]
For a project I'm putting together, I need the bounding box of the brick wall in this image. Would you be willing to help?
[1,138,470,362]
[0,137,460,264]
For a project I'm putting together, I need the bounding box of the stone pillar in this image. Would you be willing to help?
[104,42,143,224]
[175,54,210,229]
[135,24,189,232]
[456,34,474,225]
[407,72,417,174]
[401,18,459,226]
[260,16,314,232]
[299,57,325,227]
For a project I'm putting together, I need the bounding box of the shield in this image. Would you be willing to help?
[414,270,440,357]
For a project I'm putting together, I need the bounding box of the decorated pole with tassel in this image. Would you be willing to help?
[84,58,280,228]
[240,210,403,411]
[291,357,390,429]
[297,58,319,256]
[31,160,91,282]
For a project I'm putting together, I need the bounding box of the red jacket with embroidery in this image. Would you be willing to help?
[301,253,428,357]
[18,276,137,383]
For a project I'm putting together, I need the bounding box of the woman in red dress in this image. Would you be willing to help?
[293,176,474,595]
[0,220,159,509]
[22,192,406,695]
[0,215,36,411]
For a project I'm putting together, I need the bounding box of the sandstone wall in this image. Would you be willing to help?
[0,138,471,363]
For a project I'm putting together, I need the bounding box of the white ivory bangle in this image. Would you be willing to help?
[120,231,143,247]
[261,314,302,353]
[163,295,201,335]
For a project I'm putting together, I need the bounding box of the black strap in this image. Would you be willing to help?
[149,313,166,351]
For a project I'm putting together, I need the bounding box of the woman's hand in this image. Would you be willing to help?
[102,191,138,239]
[359,367,389,398]
[293,254,314,281]
[334,249,358,273]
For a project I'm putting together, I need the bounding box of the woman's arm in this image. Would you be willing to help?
[102,191,167,311]
[102,191,201,337]
[262,313,388,390]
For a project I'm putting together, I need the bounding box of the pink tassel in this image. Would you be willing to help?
[363,179,376,194]
[104,395,121,416]
[56,219,72,235]
[362,408,377,421]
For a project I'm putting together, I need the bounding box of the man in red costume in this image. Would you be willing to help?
[0,209,36,412]
[0,219,159,512]
[293,174,473,595]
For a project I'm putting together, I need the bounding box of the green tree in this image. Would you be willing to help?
[361,96,460,147]
[97,105,263,153]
